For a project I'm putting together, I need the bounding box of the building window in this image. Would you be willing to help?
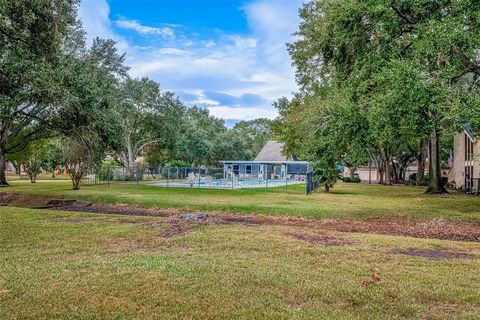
[246,165,252,174]
[233,165,239,175]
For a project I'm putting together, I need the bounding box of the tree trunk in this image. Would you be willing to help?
[416,139,428,185]
[72,176,81,190]
[13,161,21,175]
[383,150,392,186]
[384,160,392,185]
[426,129,447,193]
[377,159,384,185]
[392,162,399,181]
[126,133,135,180]
[349,167,354,179]
[368,160,372,184]
[0,150,9,187]
[324,183,330,193]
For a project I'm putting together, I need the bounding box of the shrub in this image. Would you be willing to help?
[342,176,360,183]
[98,159,119,181]
[166,160,191,168]
[417,176,429,186]
[351,177,361,183]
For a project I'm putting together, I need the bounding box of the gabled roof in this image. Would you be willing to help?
[254,141,291,161]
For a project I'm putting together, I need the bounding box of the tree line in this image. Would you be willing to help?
[273,0,480,193]
[0,0,272,189]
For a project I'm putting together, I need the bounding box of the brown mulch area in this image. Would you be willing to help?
[318,218,480,242]
[208,214,480,243]
[284,232,356,246]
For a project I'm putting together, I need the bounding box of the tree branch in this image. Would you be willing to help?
[460,53,480,76]
[134,138,163,155]
[390,5,414,24]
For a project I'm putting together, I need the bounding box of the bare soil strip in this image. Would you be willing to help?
[2,192,480,243]
[54,204,480,242]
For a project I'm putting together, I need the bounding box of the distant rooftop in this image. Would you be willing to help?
[254,141,291,162]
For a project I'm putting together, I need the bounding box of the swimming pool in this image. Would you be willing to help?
[147,178,304,189]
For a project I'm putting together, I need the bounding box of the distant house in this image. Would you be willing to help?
[449,126,479,191]
[221,141,310,181]
[5,162,16,174]
[343,161,421,183]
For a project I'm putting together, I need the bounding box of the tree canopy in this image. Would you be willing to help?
[276,0,480,192]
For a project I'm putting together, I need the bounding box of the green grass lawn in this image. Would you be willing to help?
[6,179,480,221]
[1,206,480,319]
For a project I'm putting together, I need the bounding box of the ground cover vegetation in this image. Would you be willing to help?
[1,201,480,319]
[273,0,480,193]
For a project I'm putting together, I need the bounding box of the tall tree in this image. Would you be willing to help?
[51,37,128,189]
[232,118,273,160]
[116,78,161,171]
[287,0,480,193]
[174,107,227,165]
[0,0,78,186]
[115,78,186,172]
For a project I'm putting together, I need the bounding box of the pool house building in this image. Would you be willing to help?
[221,141,311,182]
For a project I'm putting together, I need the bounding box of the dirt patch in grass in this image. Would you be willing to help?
[391,248,474,260]
[0,192,60,208]
[81,206,190,238]
[285,232,356,246]
[54,206,480,242]
[55,217,95,224]
[362,268,381,287]
[55,203,177,217]
[318,218,480,243]
[204,214,480,243]
[161,219,190,238]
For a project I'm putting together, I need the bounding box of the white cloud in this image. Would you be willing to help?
[78,0,128,50]
[208,106,277,120]
[78,0,303,122]
[115,19,174,37]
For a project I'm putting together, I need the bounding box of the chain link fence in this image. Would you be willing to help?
[80,165,314,193]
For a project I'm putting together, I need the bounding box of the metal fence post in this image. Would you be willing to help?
[136,166,139,186]
[198,166,201,187]
[167,167,170,187]
[285,165,288,193]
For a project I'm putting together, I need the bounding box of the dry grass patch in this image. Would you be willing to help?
[284,232,357,246]
[391,248,474,260]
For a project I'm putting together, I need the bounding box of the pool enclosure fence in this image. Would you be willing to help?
[81,165,316,194]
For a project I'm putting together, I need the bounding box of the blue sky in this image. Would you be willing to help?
[79,0,303,124]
